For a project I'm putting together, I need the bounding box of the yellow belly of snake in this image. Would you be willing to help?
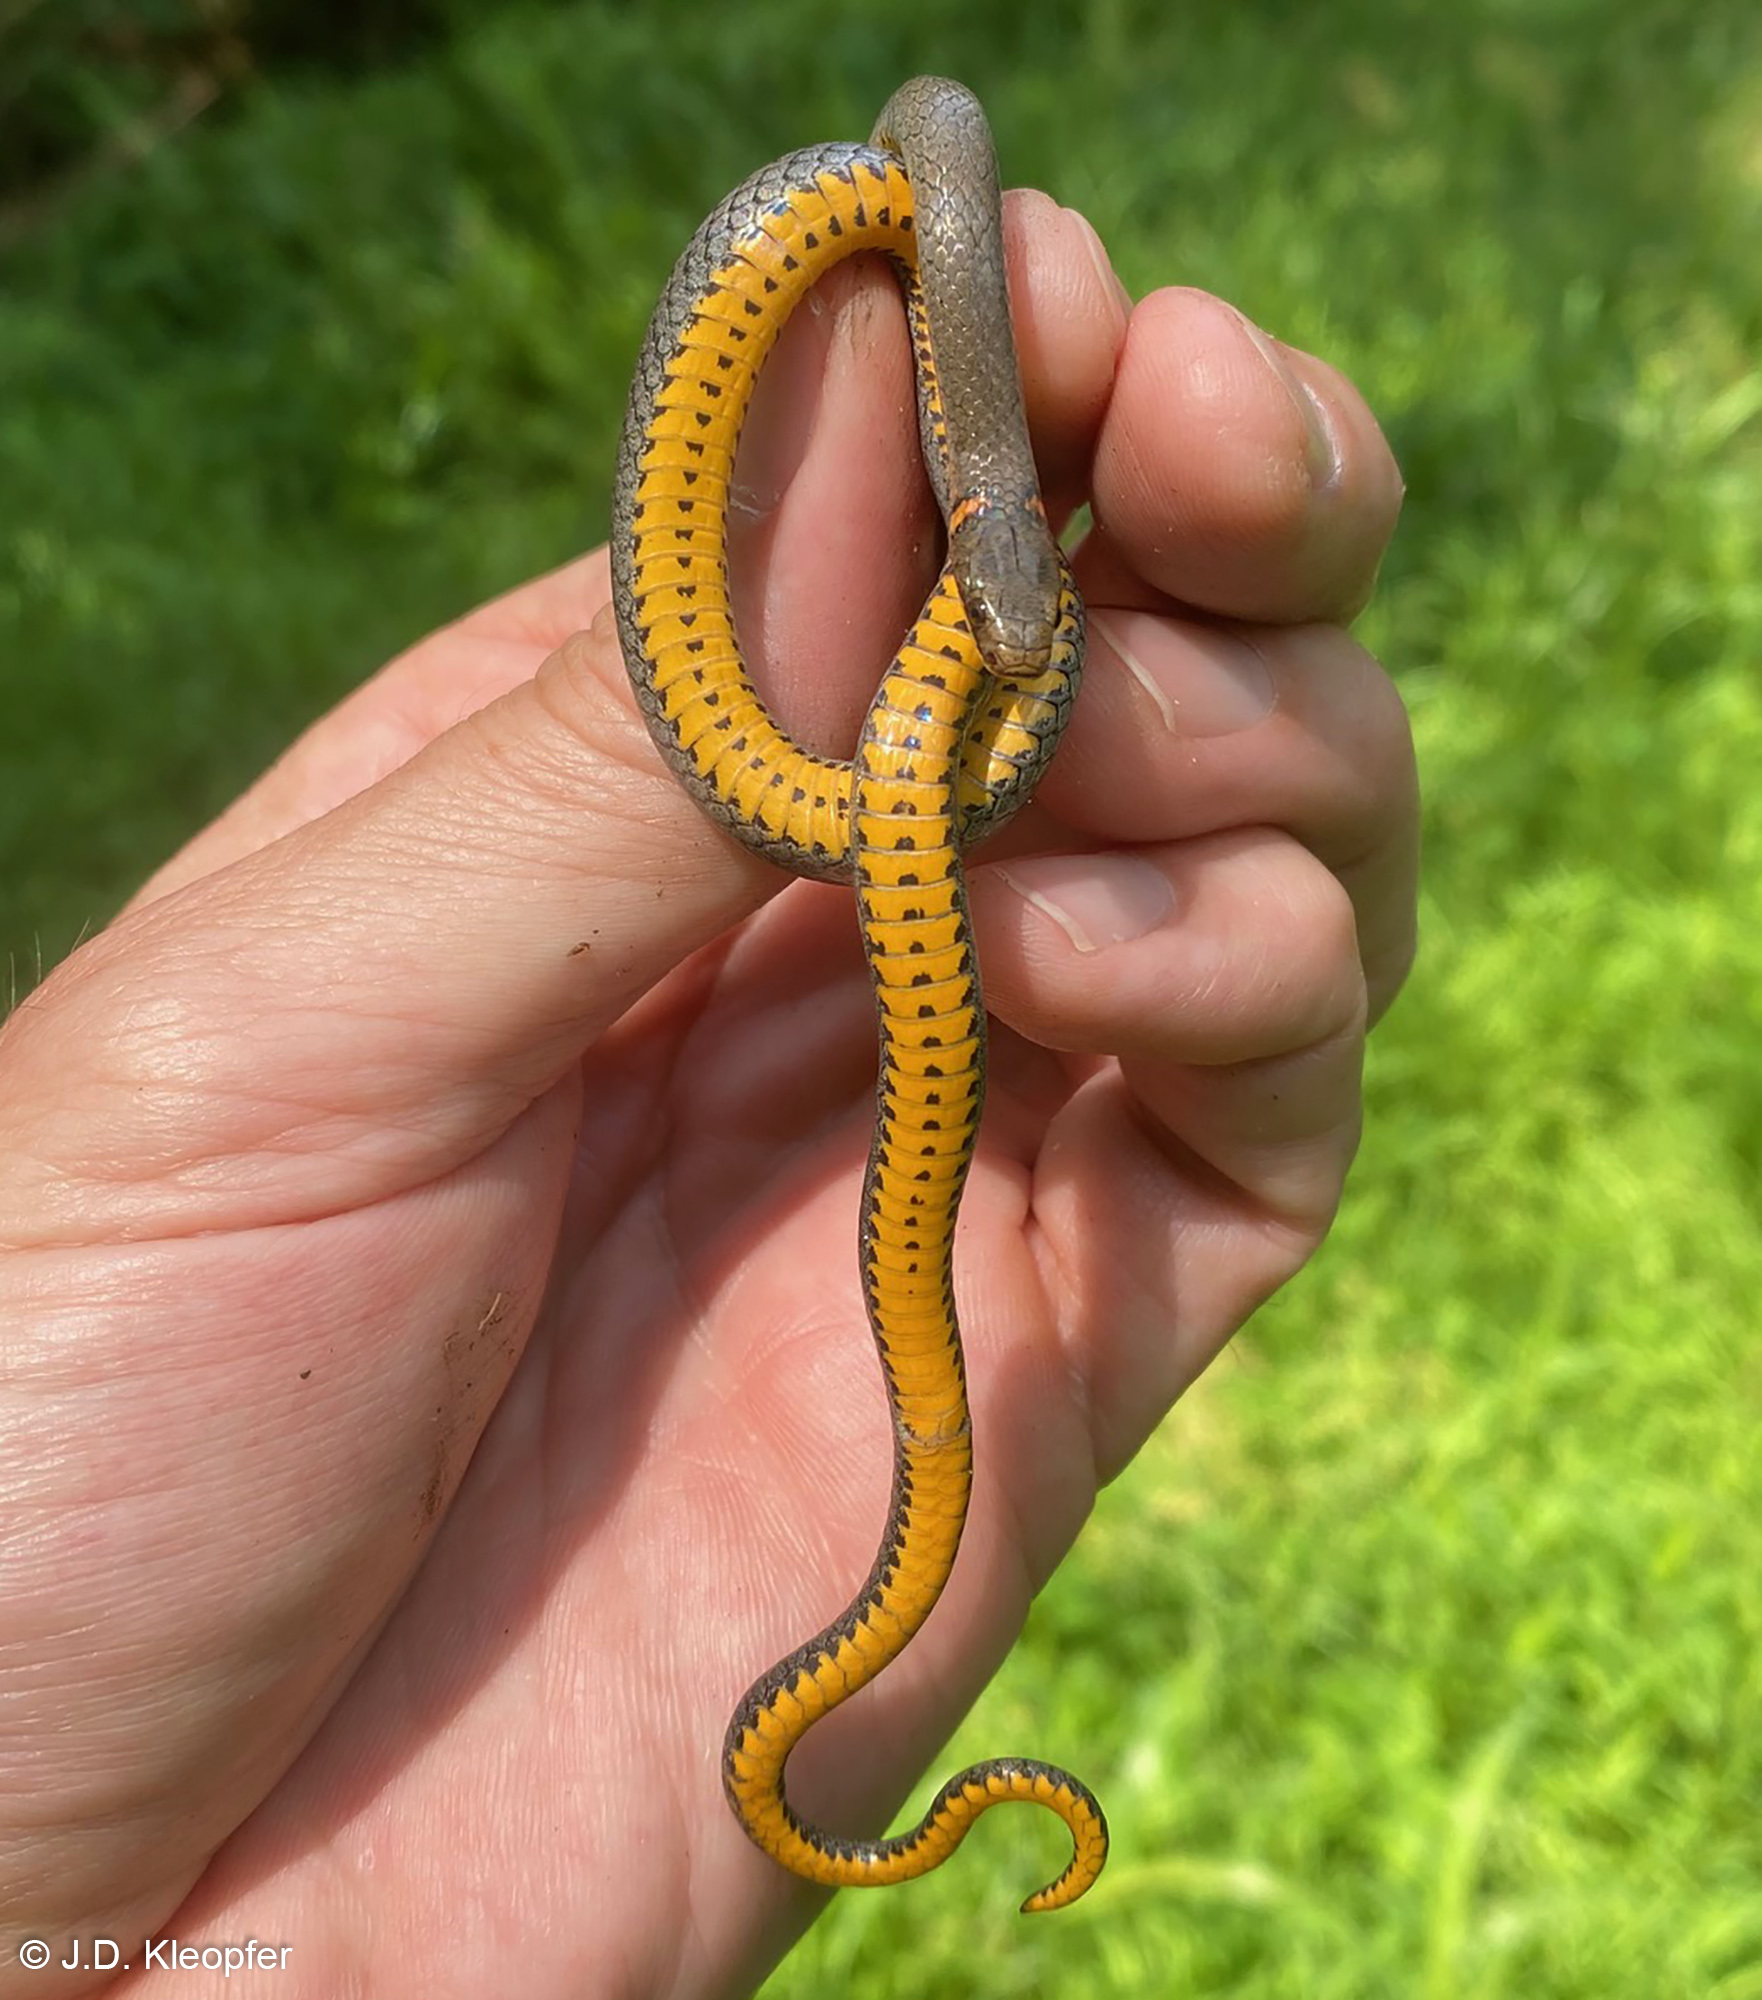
[609,76,1106,1914]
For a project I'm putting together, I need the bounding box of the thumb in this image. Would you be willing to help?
[0,611,771,1245]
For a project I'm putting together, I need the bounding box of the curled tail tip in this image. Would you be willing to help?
[1019,1781,1109,1914]
[1019,1883,1075,1916]
[1018,1843,1107,1916]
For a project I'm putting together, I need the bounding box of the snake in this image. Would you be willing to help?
[609,75,1107,1914]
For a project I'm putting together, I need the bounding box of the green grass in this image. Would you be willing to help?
[5,1,1761,1993]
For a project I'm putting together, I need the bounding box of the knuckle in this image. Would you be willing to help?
[1280,853,1369,1048]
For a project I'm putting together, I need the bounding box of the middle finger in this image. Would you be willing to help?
[1031,610,1419,1022]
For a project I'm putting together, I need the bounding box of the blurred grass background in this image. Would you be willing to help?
[4,1,1761,1994]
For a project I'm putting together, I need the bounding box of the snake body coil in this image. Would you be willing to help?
[611,76,1106,1913]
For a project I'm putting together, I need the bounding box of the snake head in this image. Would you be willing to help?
[949,505,1065,678]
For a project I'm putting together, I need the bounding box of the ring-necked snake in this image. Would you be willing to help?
[610,75,1107,1914]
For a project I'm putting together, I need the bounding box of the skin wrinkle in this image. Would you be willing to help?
[1031,1081,1226,1473]
[1019,1156,1091,1393]
[521,632,699,845]
[706,1280,887,1699]
[1134,1022,1369,1236]
[74,816,572,1232]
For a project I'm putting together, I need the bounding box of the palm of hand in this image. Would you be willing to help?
[151,712,1147,1996]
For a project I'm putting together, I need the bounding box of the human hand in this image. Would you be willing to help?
[0,190,1410,1999]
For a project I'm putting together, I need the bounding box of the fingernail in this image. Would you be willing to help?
[1063,203,1134,323]
[993,854,1174,954]
[1234,311,1342,490]
[1091,608,1275,736]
